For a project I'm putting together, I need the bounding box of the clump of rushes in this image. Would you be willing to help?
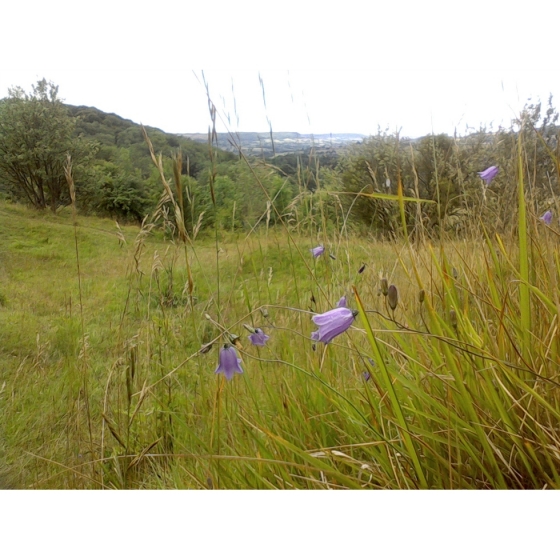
[387,284,398,311]
[380,277,389,296]
[311,307,357,344]
[215,344,243,381]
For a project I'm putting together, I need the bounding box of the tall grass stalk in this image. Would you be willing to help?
[517,129,532,360]
[64,154,94,479]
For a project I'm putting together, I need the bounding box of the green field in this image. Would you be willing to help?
[1,188,560,489]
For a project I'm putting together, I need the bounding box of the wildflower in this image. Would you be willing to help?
[363,358,375,381]
[387,284,399,310]
[311,307,357,344]
[311,245,325,258]
[336,296,347,308]
[248,328,270,347]
[540,210,553,226]
[215,344,243,380]
[478,165,499,185]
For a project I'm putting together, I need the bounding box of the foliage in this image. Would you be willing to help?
[0,80,96,211]
[336,131,412,236]
[80,161,149,221]
[3,79,559,237]
[334,100,560,237]
[181,159,295,232]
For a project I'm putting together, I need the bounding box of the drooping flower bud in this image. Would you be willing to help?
[387,284,398,311]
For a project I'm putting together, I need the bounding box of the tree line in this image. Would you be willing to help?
[1,79,558,237]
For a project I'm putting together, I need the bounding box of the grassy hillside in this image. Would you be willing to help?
[68,104,231,177]
[2,171,560,488]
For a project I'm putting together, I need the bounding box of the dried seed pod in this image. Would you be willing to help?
[387,284,399,310]
[450,308,458,329]
[260,308,269,318]
[358,263,366,274]
[418,289,425,304]
[228,333,243,348]
[199,343,213,354]
[380,277,389,296]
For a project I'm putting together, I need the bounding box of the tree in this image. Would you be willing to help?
[0,79,94,211]
[80,161,149,221]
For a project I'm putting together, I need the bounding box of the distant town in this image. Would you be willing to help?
[179,131,367,156]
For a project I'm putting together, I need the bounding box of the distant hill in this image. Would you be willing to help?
[66,105,235,178]
[180,131,367,156]
[65,104,366,159]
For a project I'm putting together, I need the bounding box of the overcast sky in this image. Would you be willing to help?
[1,1,559,139]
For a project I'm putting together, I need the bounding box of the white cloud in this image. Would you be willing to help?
[1,1,559,137]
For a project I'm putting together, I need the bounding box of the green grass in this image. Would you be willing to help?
[1,183,560,489]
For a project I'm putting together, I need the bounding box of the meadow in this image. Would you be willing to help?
[2,133,560,490]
